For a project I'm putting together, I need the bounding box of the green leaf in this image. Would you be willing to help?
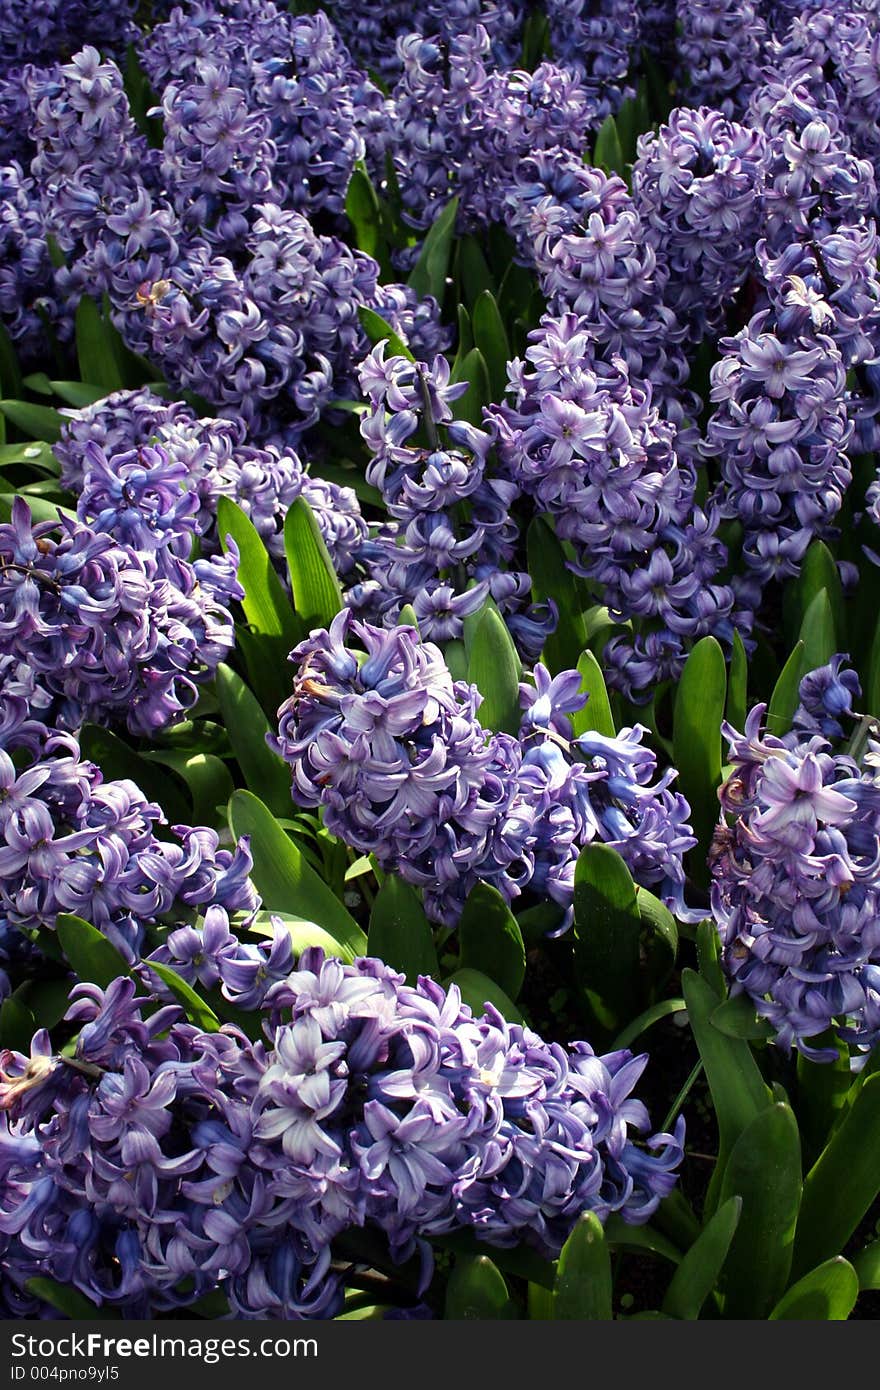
[613,997,686,1051]
[636,886,678,998]
[0,993,38,1052]
[407,196,459,306]
[727,629,748,733]
[796,1038,855,1169]
[357,305,415,362]
[56,913,131,990]
[717,1103,802,1318]
[145,960,220,1032]
[526,516,588,675]
[852,1238,880,1291]
[397,603,419,628]
[248,909,361,961]
[0,400,62,442]
[572,843,641,1034]
[710,994,774,1040]
[457,235,494,309]
[216,496,303,714]
[766,640,806,738]
[673,636,726,885]
[458,882,526,1000]
[770,1258,859,1321]
[448,346,491,426]
[0,322,23,399]
[75,295,125,392]
[553,1212,613,1320]
[444,968,523,1024]
[661,1197,742,1320]
[214,663,292,818]
[50,380,116,408]
[681,968,771,1216]
[471,290,510,402]
[141,750,233,827]
[794,541,845,646]
[466,605,522,735]
[25,1278,118,1321]
[79,723,191,826]
[367,875,438,985]
[799,588,835,675]
[284,495,343,630]
[229,790,366,961]
[445,1255,514,1319]
[345,166,383,262]
[592,115,625,175]
[792,1072,880,1279]
[570,649,616,739]
[603,1216,683,1267]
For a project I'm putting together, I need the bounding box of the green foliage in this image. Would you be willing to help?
[466,604,522,734]
[552,1213,613,1320]
[457,882,526,1000]
[573,843,641,1035]
[368,875,438,984]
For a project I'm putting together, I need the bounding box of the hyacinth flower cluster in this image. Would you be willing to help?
[521,165,693,424]
[388,27,600,238]
[711,657,880,1058]
[273,612,694,926]
[0,667,257,975]
[54,386,370,577]
[8,37,446,441]
[352,344,550,656]
[489,313,742,699]
[0,439,241,735]
[0,955,684,1317]
[675,0,767,117]
[631,106,766,342]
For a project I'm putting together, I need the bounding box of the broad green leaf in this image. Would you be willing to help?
[794,541,845,647]
[146,960,220,1032]
[852,1238,880,1291]
[49,380,117,408]
[397,603,419,628]
[727,628,748,733]
[214,663,292,818]
[458,882,526,1001]
[603,1216,683,1266]
[718,1103,802,1318]
[770,1258,859,1321]
[434,1230,557,1290]
[141,750,233,828]
[0,993,38,1052]
[0,322,23,399]
[799,588,835,676]
[448,346,491,426]
[0,492,75,525]
[467,605,522,735]
[766,640,806,737]
[681,968,771,1216]
[25,1279,118,1321]
[0,400,62,442]
[613,997,686,1051]
[444,968,523,1024]
[796,1038,853,1168]
[661,1197,742,1320]
[636,886,678,998]
[792,1073,880,1279]
[248,909,361,961]
[457,235,494,309]
[407,196,459,306]
[571,649,616,739]
[673,636,726,885]
[526,515,588,676]
[345,166,383,262]
[553,1212,613,1320]
[0,440,59,474]
[710,994,774,1040]
[445,1255,514,1319]
[696,917,726,998]
[357,305,415,363]
[592,115,625,175]
[284,495,343,630]
[56,913,131,990]
[367,875,438,985]
[75,295,125,392]
[573,843,641,1034]
[229,790,366,961]
[216,496,303,713]
[471,290,510,402]
[79,723,191,825]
